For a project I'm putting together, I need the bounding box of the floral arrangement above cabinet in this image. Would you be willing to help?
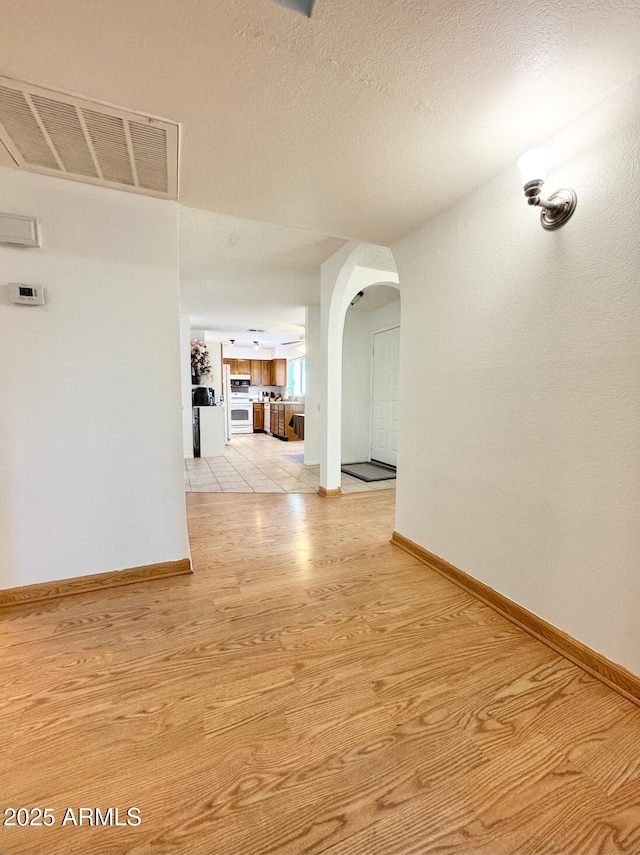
[191,339,212,384]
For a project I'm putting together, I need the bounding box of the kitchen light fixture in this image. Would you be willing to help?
[253,340,260,350]
[517,147,577,230]
[229,339,235,348]
[350,290,364,306]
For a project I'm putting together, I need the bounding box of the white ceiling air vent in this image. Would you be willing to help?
[0,77,179,200]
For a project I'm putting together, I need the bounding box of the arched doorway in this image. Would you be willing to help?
[341,282,400,492]
[318,242,400,495]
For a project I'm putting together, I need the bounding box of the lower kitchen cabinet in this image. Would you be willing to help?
[270,403,304,441]
[253,402,264,432]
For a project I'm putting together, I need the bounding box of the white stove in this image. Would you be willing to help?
[222,366,253,438]
[230,395,252,435]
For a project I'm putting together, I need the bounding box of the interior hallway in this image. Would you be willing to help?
[185,432,397,494]
[2,490,639,854]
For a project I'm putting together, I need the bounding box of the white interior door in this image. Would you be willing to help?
[371,326,400,466]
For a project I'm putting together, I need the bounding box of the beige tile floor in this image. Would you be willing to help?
[184,433,396,494]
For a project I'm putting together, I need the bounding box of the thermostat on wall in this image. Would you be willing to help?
[8,283,45,305]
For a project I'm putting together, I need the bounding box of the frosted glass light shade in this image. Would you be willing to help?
[517,146,552,187]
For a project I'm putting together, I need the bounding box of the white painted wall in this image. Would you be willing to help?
[0,168,189,589]
[304,305,321,465]
[204,339,223,400]
[341,310,372,462]
[180,316,194,458]
[393,75,640,676]
[189,328,222,397]
[275,344,305,362]
[341,299,401,463]
[221,345,276,360]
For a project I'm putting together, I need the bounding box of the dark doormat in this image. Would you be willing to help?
[341,461,397,482]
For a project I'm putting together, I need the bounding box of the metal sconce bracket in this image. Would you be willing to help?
[523,180,577,230]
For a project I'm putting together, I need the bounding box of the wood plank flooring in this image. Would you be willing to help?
[2,491,640,854]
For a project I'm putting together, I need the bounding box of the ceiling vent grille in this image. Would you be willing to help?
[0,77,178,200]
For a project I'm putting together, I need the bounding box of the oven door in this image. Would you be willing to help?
[230,404,253,434]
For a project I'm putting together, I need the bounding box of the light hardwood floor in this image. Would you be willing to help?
[2,491,640,854]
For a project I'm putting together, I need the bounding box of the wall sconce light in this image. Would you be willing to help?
[253,340,260,350]
[350,290,364,307]
[517,147,577,230]
[229,339,235,347]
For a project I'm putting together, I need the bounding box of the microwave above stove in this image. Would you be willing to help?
[230,376,250,393]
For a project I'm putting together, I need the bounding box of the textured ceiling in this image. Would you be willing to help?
[358,246,397,273]
[179,206,343,343]
[1,0,639,243]
[350,283,399,313]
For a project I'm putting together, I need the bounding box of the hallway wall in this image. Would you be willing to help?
[342,298,400,463]
[393,75,640,675]
[303,305,322,465]
[180,316,195,458]
[0,168,189,589]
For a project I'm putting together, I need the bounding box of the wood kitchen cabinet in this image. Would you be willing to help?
[271,358,287,387]
[223,358,242,374]
[270,402,304,441]
[223,358,251,375]
[224,357,287,385]
[250,360,263,386]
[252,402,264,432]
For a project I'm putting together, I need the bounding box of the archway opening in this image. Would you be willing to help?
[319,242,401,497]
[340,282,400,494]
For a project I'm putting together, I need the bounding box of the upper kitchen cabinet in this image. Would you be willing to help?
[224,356,286,385]
[250,360,263,386]
[271,359,287,386]
[224,358,252,374]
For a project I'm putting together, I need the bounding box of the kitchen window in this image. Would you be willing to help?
[289,357,306,397]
